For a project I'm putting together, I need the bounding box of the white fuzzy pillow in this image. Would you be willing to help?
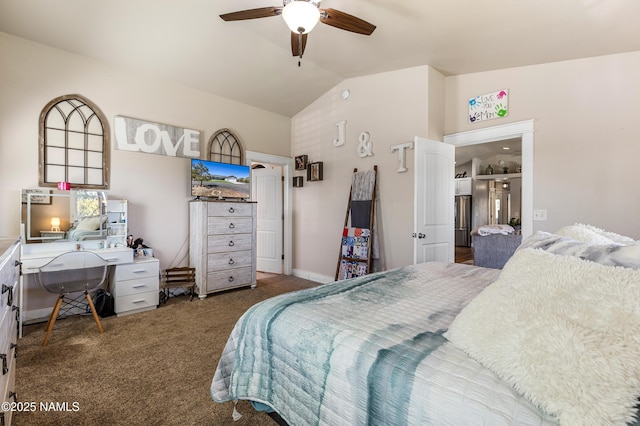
[446,248,640,426]
[555,223,636,246]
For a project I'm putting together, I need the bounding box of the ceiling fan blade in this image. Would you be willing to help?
[220,7,282,21]
[291,32,308,57]
[320,8,376,35]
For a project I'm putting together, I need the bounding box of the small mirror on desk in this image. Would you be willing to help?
[21,189,108,244]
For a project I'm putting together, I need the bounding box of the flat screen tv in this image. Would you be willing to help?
[191,159,251,200]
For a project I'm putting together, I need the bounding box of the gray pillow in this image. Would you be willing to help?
[519,231,640,269]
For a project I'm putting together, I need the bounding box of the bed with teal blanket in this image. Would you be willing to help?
[212,227,640,426]
[212,262,557,425]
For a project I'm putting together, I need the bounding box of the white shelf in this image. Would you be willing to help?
[106,199,128,247]
[475,172,522,181]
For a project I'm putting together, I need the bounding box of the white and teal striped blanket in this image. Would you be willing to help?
[211,262,558,425]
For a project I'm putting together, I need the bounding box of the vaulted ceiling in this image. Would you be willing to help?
[1,0,639,117]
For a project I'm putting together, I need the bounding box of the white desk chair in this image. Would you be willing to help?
[35,251,108,346]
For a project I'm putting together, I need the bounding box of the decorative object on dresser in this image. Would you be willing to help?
[0,238,19,426]
[35,251,108,346]
[189,200,257,298]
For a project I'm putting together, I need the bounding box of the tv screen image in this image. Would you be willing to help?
[191,159,251,199]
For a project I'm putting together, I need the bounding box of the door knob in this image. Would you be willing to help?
[418,233,426,239]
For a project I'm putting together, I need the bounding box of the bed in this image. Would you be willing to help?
[65,216,107,241]
[211,224,640,426]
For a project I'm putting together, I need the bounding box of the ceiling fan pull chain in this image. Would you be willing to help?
[298,31,303,67]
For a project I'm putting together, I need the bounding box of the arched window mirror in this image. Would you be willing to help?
[39,94,110,189]
[208,129,243,165]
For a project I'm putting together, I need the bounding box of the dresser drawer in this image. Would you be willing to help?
[207,234,251,253]
[0,267,17,314]
[114,291,159,314]
[1,348,16,425]
[97,248,134,265]
[208,202,253,217]
[112,275,159,298]
[206,267,252,292]
[207,217,252,235]
[207,250,252,272]
[115,260,159,281]
[0,307,17,399]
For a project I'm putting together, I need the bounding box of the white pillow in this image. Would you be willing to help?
[555,223,636,246]
[555,224,619,245]
[572,223,636,244]
[446,248,640,426]
[76,216,101,231]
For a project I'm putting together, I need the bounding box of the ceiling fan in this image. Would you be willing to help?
[220,0,376,65]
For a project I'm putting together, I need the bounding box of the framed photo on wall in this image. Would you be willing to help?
[293,176,304,187]
[295,155,308,171]
[307,162,323,182]
[21,188,52,204]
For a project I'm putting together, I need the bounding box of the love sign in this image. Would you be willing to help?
[114,116,201,158]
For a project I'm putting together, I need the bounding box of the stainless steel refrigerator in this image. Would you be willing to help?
[455,195,472,247]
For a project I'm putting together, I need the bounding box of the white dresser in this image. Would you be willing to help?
[0,238,19,426]
[189,200,257,298]
[111,257,159,316]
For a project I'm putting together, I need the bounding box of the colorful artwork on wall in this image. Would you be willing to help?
[468,89,509,123]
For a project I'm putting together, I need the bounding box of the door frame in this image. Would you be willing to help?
[443,119,534,239]
[245,151,293,275]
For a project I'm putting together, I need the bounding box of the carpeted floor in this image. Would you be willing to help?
[14,274,318,425]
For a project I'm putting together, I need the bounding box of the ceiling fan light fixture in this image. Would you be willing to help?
[282,1,320,34]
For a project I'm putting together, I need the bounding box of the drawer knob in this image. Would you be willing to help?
[229,223,235,229]
[228,240,235,247]
[228,276,234,283]
[228,259,235,265]
[228,207,235,213]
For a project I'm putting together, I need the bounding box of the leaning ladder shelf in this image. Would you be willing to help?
[335,166,378,281]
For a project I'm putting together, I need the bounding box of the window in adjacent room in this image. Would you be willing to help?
[208,129,243,165]
[39,94,110,189]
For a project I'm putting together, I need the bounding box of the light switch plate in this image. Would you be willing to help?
[533,209,548,221]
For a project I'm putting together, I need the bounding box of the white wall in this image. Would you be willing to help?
[291,66,442,281]
[445,51,640,238]
[0,32,291,269]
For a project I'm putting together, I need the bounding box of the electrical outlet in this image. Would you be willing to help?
[533,209,548,221]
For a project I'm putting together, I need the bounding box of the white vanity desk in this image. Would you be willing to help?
[19,241,159,337]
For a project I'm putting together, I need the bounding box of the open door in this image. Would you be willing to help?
[414,137,455,264]
[252,166,283,273]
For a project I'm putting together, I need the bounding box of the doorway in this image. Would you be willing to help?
[245,151,293,275]
[251,164,283,274]
[444,120,534,239]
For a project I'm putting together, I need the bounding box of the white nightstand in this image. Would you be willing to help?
[40,231,65,241]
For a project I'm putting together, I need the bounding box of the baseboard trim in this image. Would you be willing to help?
[291,269,333,284]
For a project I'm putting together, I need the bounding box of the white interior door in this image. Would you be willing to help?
[252,166,283,273]
[414,137,455,264]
